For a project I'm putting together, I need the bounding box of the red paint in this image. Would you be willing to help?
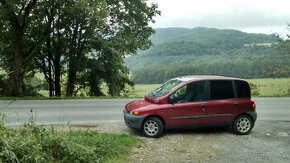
[125,76,255,128]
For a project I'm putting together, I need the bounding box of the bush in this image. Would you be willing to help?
[0,119,140,163]
[249,82,260,96]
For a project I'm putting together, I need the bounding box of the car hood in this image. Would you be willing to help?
[126,100,152,112]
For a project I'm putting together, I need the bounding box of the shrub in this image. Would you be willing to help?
[249,82,260,96]
[0,119,140,163]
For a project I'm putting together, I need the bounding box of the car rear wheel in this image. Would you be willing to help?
[233,115,253,135]
[143,117,163,138]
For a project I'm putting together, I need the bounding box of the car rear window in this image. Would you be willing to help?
[210,80,234,100]
[235,80,250,98]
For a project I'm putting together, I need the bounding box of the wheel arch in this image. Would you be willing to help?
[234,113,254,123]
[142,115,166,128]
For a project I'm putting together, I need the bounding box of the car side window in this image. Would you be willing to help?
[169,81,205,103]
[210,80,234,100]
[168,85,187,103]
[235,80,250,98]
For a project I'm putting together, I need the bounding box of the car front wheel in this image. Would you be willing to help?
[233,115,253,135]
[143,117,164,138]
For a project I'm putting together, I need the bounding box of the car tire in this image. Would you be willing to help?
[142,117,164,138]
[233,115,253,135]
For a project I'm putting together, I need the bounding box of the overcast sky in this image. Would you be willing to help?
[148,0,290,37]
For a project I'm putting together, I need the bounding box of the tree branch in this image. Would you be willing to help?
[21,0,37,30]
[1,1,21,31]
[24,7,54,62]
[0,0,6,5]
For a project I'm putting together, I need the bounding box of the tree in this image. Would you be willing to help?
[63,0,108,96]
[0,0,54,96]
[275,24,290,57]
[64,0,160,96]
[0,0,160,97]
[273,24,290,77]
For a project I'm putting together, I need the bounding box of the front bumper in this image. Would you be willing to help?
[123,109,145,130]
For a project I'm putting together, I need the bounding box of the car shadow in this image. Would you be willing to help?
[132,126,233,138]
[165,126,233,136]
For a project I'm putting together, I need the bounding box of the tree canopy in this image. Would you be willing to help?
[0,0,160,96]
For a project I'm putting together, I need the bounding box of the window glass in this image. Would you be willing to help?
[235,80,250,98]
[176,85,187,96]
[210,80,234,100]
[147,79,184,98]
[169,81,205,103]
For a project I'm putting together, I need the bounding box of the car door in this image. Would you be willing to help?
[231,80,253,116]
[204,80,236,123]
[168,81,208,126]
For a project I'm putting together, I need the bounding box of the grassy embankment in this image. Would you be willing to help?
[0,120,140,162]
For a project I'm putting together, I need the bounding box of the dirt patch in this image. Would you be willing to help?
[52,121,290,162]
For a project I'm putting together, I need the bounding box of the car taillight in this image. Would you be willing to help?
[252,102,256,110]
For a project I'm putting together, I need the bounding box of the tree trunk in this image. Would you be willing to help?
[2,0,49,96]
[11,41,26,96]
[66,63,76,96]
[46,36,54,97]
[54,53,61,97]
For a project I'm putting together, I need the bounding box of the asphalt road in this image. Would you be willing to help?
[0,97,290,126]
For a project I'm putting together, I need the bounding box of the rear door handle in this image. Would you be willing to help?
[233,103,240,106]
[200,104,208,108]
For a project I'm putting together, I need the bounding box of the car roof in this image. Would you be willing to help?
[172,75,246,82]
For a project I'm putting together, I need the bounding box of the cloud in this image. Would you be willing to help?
[148,0,290,35]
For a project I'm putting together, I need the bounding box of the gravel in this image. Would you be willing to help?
[60,120,290,162]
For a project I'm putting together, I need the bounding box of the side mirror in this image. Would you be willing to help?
[168,93,176,104]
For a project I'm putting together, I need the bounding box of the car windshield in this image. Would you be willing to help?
[147,79,184,98]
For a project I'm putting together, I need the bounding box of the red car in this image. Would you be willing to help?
[124,75,257,138]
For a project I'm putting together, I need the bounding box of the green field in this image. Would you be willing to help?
[247,78,290,97]
[1,78,289,100]
[130,78,290,98]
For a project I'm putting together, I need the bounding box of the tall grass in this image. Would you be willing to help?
[0,114,140,163]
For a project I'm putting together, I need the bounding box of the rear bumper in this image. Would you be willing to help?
[247,111,257,122]
[123,110,145,130]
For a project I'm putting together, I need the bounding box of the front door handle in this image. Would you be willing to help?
[234,103,240,106]
[200,104,208,108]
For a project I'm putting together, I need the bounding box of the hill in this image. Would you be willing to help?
[125,27,289,83]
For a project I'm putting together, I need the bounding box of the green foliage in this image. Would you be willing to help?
[0,74,44,97]
[0,0,160,97]
[125,27,290,83]
[249,82,260,96]
[132,59,290,84]
[0,0,59,96]
[274,24,290,57]
[0,121,140,163]
[248,78,290,97]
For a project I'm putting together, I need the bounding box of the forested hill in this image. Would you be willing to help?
[125,27,290,83]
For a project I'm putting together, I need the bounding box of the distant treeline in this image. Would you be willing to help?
[132,60,290,83]
[126,27,290,83]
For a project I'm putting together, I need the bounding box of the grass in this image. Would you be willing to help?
[0,78,289,100]
[128,84,160,98]
[0,121,140,163]
[247,78,290,97]
[131,78,290,98]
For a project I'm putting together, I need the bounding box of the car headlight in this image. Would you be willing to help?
[129,111,140,115]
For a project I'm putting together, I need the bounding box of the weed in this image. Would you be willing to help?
[0,118,140,162]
